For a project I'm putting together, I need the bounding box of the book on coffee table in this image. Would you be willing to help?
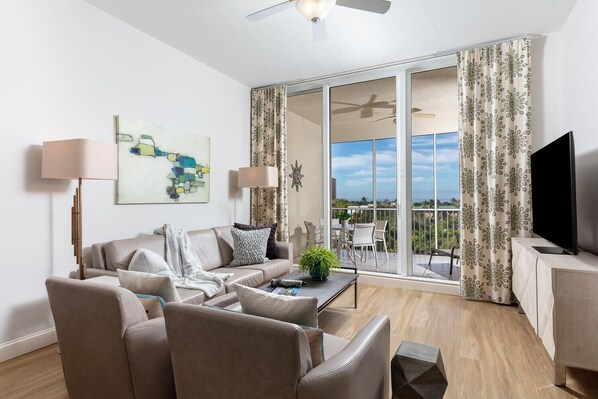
[265,286,300,296]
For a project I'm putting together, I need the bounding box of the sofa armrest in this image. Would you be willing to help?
[68,268,118,279]
[124,317,176,399]
[276,241,293,262]
[297,315,390,399]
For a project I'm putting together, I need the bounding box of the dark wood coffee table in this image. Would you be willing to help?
[261,268,358,313]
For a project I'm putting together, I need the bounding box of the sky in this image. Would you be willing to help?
[331,133,459,202]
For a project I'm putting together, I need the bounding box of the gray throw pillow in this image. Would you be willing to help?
[229,227,271,266]
[117,269,181,303]
[128,248,171,276]
[233,283,318,328]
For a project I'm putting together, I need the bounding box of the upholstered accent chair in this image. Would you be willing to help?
[45,277,176,399]
[164,303,390,399]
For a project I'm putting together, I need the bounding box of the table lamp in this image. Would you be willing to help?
[238,166,278,225]
[42,139,117,279]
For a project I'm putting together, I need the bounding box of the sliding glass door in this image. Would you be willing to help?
[286,55,459,283]
[410,66,460,281]
[330,77,399,272]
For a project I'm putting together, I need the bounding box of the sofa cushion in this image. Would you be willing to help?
[238,259,291,282]
[322,333,349,360]
[229,228,270,266]
[137,296,164,319]
[234,222,278,259]
[212,226,234,265]
[233,284,318,328]
[104,235,165,271]
[217,268,264,293]
[118,270,181,303]
[177,288,206,305]
[187,228,225,271]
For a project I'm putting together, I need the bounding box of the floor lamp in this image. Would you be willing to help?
[42,139,117,280]
[238,166,278,225]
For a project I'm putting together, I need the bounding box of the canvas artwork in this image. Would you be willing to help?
[116,116,210,204]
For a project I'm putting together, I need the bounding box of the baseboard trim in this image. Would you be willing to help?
[292,265,460,296]
[357,273,460,296]
[0,328,57,363]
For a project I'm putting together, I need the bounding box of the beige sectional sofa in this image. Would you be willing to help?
[77,225,293,304]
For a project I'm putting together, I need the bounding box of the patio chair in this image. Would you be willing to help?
[373,220,389,261]
[348,223,378,271]
[305,221,324,247]
[426,245,460,276]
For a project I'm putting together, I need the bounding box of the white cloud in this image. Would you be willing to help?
[345,177,373,187]
[413,176,433,183]
[332,153,371,169]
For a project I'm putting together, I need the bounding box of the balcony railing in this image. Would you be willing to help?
[331,207,460,255]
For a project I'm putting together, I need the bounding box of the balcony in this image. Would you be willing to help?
[331,206,460,281]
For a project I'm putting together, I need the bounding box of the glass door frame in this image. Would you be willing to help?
[287,54,457,278]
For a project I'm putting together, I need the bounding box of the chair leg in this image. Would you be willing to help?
[373,244,378,271]
[383,237,389,261]
[428,251,434,265]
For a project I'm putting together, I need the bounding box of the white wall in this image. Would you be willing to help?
[531,0,598,255]
[0,0,250,354]
[287,111,324,256]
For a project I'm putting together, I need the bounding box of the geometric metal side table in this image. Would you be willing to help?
[391,341,448,399]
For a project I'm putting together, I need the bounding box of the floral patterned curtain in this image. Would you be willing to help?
[458,39,532,304]
[250,86,289,242]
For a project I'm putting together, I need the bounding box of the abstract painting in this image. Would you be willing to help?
[116,116,210,204]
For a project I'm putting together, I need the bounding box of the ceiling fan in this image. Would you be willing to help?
[373,108,437,124]
[332,95,395,118]
[247,0,391,40]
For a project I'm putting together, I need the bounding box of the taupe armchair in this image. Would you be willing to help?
[164,303,390,399]
[45,277,176,399]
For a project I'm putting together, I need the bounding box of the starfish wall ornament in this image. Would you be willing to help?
[289,160,304,192]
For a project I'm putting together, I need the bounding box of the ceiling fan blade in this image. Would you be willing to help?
[336,0,391,14]
[332,101,361,107]
[313,19,327,42]
[332,106,362,115]
[373,115,395,122]
[247,0,294,21]
[368,103,396,109]
[413,113,436,119]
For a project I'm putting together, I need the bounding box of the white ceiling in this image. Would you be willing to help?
[83,0,576,87]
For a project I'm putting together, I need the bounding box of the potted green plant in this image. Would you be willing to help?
[299,246,340,281]
[338,211,352,228]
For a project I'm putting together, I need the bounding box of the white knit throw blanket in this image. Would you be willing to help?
[153,224,232,298]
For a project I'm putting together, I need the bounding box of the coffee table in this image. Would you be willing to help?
[261,268,358,313]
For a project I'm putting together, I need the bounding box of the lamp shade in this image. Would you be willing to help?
[295,0,336,21]
[238,166,278,188]
[42,139,117,180]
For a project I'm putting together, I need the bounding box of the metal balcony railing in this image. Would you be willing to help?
[331,207,460,255]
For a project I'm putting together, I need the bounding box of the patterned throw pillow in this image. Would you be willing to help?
[229,227,271,266]
[234,222,278,259]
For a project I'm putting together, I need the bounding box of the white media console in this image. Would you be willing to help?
[512,237,598,386]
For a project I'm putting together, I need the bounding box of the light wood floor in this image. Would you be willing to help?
[1,284,597,399]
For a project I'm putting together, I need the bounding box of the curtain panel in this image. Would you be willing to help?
[458,39,532,304]
[250,86,289,242]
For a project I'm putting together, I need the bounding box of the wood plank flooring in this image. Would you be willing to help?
[1,284,597,398]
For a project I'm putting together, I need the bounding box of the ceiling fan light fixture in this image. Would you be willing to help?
[295,0,336,22]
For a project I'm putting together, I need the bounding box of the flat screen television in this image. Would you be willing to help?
[530,131,578,255]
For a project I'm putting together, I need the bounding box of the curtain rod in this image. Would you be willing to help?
[253,33,539,90]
